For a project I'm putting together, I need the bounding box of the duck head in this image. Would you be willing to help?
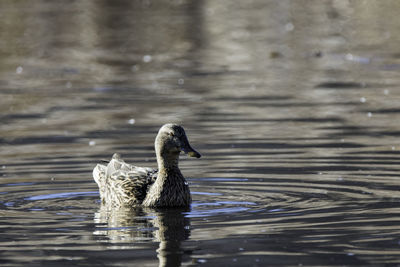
[155,124,201,165]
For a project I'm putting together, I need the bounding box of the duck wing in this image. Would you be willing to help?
[93,153,157,207]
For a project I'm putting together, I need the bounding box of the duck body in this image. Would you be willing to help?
[93,124,201,208]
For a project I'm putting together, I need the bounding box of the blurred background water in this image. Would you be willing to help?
[1,0,400,266]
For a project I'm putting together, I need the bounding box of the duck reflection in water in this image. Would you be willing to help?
[94,206,191,267]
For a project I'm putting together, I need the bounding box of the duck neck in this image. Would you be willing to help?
[157,153,181,178]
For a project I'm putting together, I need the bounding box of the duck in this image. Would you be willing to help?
[93,123,201,208]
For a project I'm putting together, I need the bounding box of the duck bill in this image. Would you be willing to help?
[181,138,201,158]
[187,148,201,158]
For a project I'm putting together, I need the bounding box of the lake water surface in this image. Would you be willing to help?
[1,1,400,266]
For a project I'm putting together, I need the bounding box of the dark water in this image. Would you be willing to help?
[1,0,400,266]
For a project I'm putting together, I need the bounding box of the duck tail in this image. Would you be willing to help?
[93,164,106,186]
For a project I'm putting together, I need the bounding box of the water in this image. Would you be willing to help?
[1,0,400,266]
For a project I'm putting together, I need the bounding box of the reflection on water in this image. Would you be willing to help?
[1,0,400,266]
[94,207,191,267]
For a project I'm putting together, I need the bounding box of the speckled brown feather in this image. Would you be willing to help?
[93,154,157,207]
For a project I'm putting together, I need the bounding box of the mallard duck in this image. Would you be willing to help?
[93,123,201,208]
